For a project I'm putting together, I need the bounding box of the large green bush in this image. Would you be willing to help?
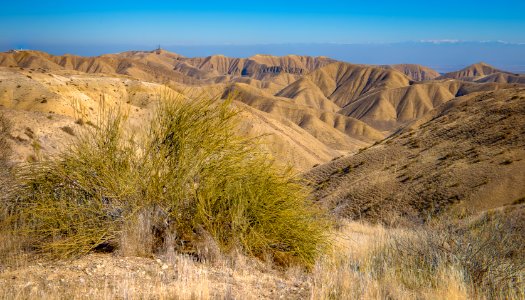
[7,95,328,267]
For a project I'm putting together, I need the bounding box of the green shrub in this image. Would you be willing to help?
[6,94,328,267]
[12,107,139,256]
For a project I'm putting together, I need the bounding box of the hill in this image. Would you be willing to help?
[305,88,525,223]
[0,66,340,171]
[439,62,525,84]
[381,64,441,81]
[337,80,518,131]
[1,50,524,172]
[222,83,381,150]
[0,50,335,88]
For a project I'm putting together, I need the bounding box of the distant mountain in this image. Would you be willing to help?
[439,62,525,83]
[381,64,441,81]
[0,49,335,86]
[440,62,507,79]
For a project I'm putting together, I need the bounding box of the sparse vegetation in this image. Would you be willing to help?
[3,94,328,268]
[60,126,76,136]
[312,211,525,299]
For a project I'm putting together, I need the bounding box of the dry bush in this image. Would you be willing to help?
[312,214,524,299]
[4,94,328,268]
[451,206,525,298]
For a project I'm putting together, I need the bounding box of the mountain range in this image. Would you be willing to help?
[1,49,524,220]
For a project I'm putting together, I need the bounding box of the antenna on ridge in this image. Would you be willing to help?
[156,45,162,54]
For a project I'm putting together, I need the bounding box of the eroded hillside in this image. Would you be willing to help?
[1,49,523,172]
[305,88,525,223]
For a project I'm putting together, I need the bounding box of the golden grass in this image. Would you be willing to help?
[311,214,524,300]
[1,215,522,299]
[0,245,311,299]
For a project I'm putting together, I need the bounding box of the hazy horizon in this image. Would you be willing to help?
[2,41,525,73]
[1,0,525,73]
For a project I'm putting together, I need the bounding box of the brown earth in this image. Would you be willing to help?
[305,88,525,223]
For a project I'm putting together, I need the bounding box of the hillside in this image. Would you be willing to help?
[0,50,334,88]
[222,83,380,150]
[294,62,411,108]
[439,62,525,83]
[0,66,340,171]
[305,88,525,223]
[1,50,524,172]
[381,64,441,81]
[338,80,518,131]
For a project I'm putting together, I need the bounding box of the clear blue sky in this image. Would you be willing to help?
[1,0,524,71]
[1,0,524,46]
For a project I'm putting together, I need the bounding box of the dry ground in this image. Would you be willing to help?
[2,206,523,299]
[306,88,525,223]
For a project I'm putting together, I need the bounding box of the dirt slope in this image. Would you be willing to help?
[439,62,525,84]
[224,83,383,149]
[305,88,525,223]
[382,64,441,81]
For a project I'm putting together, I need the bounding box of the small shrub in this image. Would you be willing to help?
[60,126,75,136]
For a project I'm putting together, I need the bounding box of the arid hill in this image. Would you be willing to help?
[0,50,334,88]
[276,61,519,132]
[305,88,525,223]
[439,62,525,84]
[295,62,411,108]
[1,49,524,172]
[381,64,441,81]
[222,83,379,150]
[338,80,518,131]
[0,65,343,171]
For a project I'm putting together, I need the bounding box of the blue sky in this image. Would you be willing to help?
[0,1,524,70]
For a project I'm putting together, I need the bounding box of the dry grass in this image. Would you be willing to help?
[1,210,522,299]
[0,113,19,264]
[312,211,524,299]
[0,113,13,200]
[0,227,313,300]
[0,252,310,299]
